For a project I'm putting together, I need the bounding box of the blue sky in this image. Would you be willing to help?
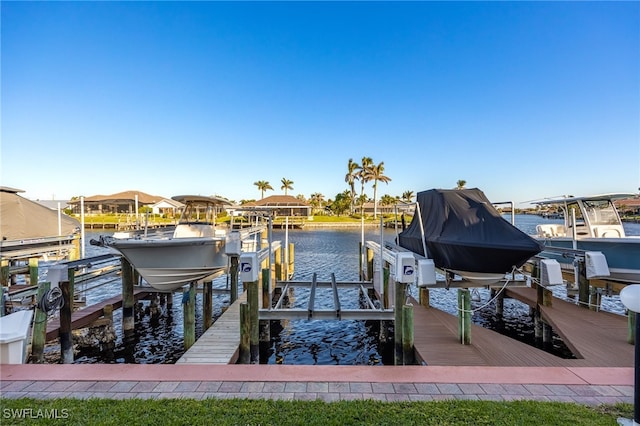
[2,1,639,207]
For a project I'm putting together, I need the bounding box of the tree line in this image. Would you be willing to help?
[250,157,468,218]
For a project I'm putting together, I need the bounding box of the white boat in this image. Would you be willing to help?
[533,193,640,283]
[92,195,232,291]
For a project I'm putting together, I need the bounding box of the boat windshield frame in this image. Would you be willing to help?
[582,199,623,226]
[177,201,222,226]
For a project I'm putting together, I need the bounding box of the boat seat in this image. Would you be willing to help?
[536,224,553,238]
[593,226,623,238]
[536,224,566,238]
[553,224,566,236]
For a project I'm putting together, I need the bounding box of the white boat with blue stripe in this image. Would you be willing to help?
[534,193,640,284]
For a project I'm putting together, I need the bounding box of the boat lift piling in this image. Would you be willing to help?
[121,258,136,339]
[229,255,239,304]
[31,282,51,362]
[59,278,73,363]
[203,281,213,330]
[366,242,417,365]
[183,283,196,350]
[458,289,471,345]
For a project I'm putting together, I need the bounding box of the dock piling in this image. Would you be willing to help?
[1,259,9,287]
[287,243,295,278]
[419,287,430,308]
[248,279,259,363]
[577,260,590,308]
[29,258,38,286]
[494,288,504,317]
[183,283,196,349]
[203,281,213,330]
[394,279,404,365]
[31,281,51,363]
[402,304,414,365]
[458,288,471,345]
[239,302,250,363]
[121,258,135,338]
[230,255,239,303]
[59,279,73,363]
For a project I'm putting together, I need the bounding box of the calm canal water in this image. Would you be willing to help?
[64,215,639,365]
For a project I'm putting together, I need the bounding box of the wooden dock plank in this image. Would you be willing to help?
[176,292,247,364]
[504,287,633,367]
[411,297,572,366]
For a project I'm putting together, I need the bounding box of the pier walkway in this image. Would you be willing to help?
[177,292,246,364]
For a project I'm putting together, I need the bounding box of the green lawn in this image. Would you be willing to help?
[0,398,632,425]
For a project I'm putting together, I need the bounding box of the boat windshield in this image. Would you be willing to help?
[178,202,218,225]
[583,199,620,225]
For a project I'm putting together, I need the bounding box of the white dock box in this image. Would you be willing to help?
[540,259,563,286]
[416,259,436,287]
[239,253,259,282]
[46,264,69,289]
[225,231,242,255]
[0,310,33,364]
[585,252,610,279]
[395,252,415,284]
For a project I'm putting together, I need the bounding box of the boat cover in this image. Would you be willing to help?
[1,188,80,240]
[397,188,543,273]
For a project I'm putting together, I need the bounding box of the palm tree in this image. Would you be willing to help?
[280,178,294,195]
[357,156,373,214]
[254,180,273,199]
[330,190,353,216]
[370,161,391,218]
[344,158,359,214]
[380,194,396,214]
[309,192,325,214]
[402,190,414,203]
[456,180,467,190]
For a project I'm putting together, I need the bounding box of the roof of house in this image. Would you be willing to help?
[152,198,184,209]
[242,195,310,207]
[615,197,640,208]
[69,190,165,204]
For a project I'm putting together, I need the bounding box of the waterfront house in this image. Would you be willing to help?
[68,190,165,214]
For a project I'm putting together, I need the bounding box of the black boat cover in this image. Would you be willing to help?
[397,188,543,274]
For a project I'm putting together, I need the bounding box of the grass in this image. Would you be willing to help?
[0,398,632,425]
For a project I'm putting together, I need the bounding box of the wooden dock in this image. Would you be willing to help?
[45,288,154,341]
[174,286,632,367]
[176,292,246,364]
[506,287,632,366]
[412,289,633,367]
